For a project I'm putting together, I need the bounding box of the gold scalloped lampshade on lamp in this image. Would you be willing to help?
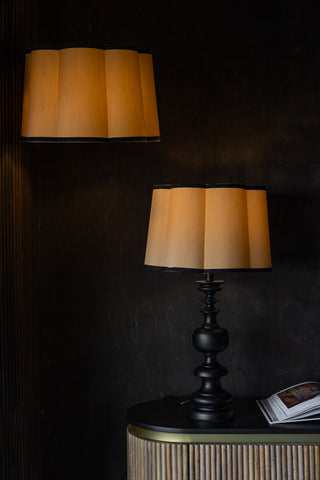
[21,45,160,142]
[145,184,272,271]
[145,184,272,423]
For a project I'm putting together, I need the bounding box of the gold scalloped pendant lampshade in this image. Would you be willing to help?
[21,45,160,142]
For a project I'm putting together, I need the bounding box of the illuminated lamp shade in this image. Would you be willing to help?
[145,185,272,271]
[21,45,160,142]
[145,184,272,424]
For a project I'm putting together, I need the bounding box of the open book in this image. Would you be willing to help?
[257,381,320,424]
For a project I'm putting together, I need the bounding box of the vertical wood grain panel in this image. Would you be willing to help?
[309,445,315,480]
[221,444,227,480]
[204,444,210,480]
[171,444,177,480]
[243,444,249,480]
[249,445,254,480]
[216,444,221,480]
[152,441,157,480]
[270,445,276,480]
[0,0,39,478]
[226,445,232,480]
[166,443,172,480]
[182,445,188,480]
[292,445,298,480]
[304,445,310,480]
[265,444,271,480]
[281,445,287,480]
[232,444,238,480]
[199,444,205,480]
[177,444,182,480]
[194,444,199,480]
[156,442,161,480]
[254,445,259,480]
[210,444,216,480]
[189,444,194,480]
[161,444,166,480]
[298,445,304,479]
[287,445,293,480]
[315,446,320,480]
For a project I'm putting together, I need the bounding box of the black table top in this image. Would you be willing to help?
[127,397,320,435]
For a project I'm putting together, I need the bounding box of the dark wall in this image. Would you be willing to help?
[32,1,320,479]
[1,0,40,479]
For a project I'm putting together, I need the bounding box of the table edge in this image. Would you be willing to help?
[128,424,320,445]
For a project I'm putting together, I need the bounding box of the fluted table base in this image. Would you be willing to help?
[127,427,320,480]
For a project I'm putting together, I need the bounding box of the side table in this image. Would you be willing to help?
[127,397,320,479]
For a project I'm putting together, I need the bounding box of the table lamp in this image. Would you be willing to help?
[21,45,160,142]
[145,184,272,423]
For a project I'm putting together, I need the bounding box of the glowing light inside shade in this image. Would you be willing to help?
[145,185,272,271]
[21,46,160,142]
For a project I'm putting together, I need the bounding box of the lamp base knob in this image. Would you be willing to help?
[190,394,234,424]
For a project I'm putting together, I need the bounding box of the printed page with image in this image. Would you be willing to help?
[257,381,320,424]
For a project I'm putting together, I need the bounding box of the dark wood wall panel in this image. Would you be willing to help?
[0,0,39,478]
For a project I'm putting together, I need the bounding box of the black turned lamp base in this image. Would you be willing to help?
[189,273,234,424]
[189,396,234,423]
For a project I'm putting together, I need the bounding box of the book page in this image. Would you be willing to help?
[272,381,320,418]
